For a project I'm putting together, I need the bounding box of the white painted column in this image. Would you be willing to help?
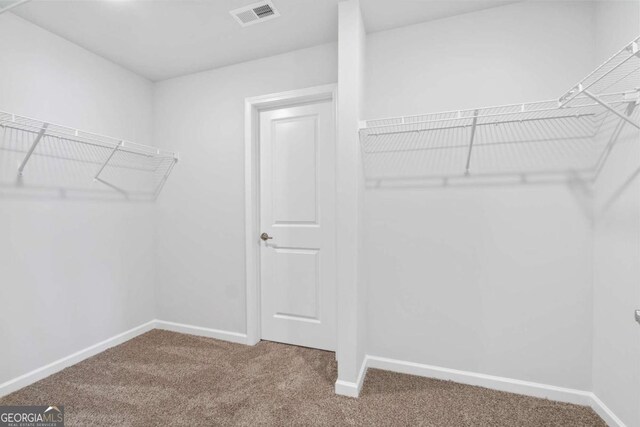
[335,0,367,397]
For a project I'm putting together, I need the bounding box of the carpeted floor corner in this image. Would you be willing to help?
[0,330,605,426]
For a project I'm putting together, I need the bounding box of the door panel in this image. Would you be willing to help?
[259,100,335,351]
[273,116,318,224]
[272,247,319,321]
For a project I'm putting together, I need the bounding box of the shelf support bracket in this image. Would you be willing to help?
[465,110,479,175]
[583,90,640,130]
[95,177,128,198]
[94,140,123,180]
[153,158,178,200]
[17,123,48,175]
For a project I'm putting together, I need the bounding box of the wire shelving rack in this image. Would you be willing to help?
[360,36,640,188]
[0,111,178,200]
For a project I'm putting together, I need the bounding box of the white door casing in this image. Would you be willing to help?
[259,100,336,351]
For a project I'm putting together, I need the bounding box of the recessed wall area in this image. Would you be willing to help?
[0,1,638,426]
[364,0,596,390]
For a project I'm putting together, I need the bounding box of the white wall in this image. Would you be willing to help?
[0,13,156,384]
[363,1,596,391]
[592,2,640,426]
[153,44,337,333]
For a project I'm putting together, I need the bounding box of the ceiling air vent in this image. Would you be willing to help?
[230,1,280,27]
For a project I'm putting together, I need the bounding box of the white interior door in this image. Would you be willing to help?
[259,99,336,351]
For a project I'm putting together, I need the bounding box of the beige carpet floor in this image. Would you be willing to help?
[1,330,605,426]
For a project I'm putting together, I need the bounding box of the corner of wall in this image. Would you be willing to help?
[336,0,368,389]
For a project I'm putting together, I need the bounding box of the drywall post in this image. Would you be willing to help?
[335,0,367,398]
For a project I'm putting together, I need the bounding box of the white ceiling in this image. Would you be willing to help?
[11,0,519,81]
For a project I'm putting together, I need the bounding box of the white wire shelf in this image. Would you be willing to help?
[559,35,640,133]
[0,111,178,200]
[360,35,640,188]
[559,36,640,107]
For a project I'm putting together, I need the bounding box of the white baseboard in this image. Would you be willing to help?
[335,356,368,398]
[329,351,630,427]
[589,394,627,427]
[154,320,248,345]
[366,355,592,406]
[366,355,630,426]
[0,319,248,398]
[367,356,592,405]
[0,320,156,398]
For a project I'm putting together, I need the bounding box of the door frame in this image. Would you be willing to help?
[244,84,338,346]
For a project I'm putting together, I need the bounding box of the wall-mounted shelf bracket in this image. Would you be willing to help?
[94,140,123,180]
[95,177,128,198]
[624,89,639,116]
[584,90,640,130]
[464,110,479,175]
[17,123,48,175]
[153,158,178,199]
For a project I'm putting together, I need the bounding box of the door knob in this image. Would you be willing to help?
[260,232,273,241]
[635,309,640,325]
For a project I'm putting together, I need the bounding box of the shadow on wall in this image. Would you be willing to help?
[0,117,176,202]
[361,103,640,221]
